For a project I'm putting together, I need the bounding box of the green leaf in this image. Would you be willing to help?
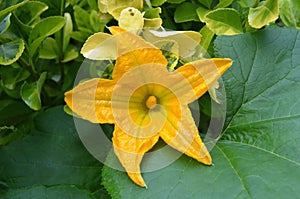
[2,185,92,199]
[167,0,186,4]
[102,26,300,198]
[13,1,48,25]
[174,2,200,23]
[9,13,32,40]
[36,0,65,16]
[0,106,104,193]
[62,45,79,63]
[197,0,213,9]
[0,100,33,126]
[28,16,65,58]
[0,0,28,21]
[248,0,279,29]
[70,31,91,43]
[214,0,234,8]
[39,37,59,59]
[0,66,30,90]
[196,5,210,22]
[199,25,214,50]
[0,39,25,65]
[0,13,11,34]
[151,0,167,6]
[279,0,300,28]
[89,10,107,33]
[0,99,33,145]
[205,8,243,35]
[87,0,98,10]
[63,13,73,53]
[20,72,47,111]
[144,7,162,18]
[74,6,93,34]
[237,0,257,7]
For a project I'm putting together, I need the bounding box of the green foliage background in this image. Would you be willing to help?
[0,0,300,198]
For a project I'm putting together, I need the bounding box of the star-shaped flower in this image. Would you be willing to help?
[65,26,232,187]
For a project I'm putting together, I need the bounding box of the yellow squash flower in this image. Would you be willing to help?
[65,27,232,187]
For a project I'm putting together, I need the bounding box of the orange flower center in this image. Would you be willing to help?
[145,95,157,109]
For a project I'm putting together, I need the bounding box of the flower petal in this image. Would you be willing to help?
[112,125,159,187]
[64,78,115,124]
[175,58,232,103]
[119,7,144,34]
[143,29,202,58]
[81,32,117,60]
[112,48,168,80]
[109,26,155,56]
[159,106,212,165]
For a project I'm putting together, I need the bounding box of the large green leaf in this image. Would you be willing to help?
[0,106,108,198]
[0,39,25,65]
[2,185,92,199]
[248,0,279,29]
[102,26,300,198]
[279,0,300,28]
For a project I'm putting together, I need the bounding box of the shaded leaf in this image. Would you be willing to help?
[13,1,48,25]
[20,72,47,111]
[0,14,11,34]
[0,100,33,146]
[248,0,278,29]
[102,26,300,198]
[205,8,243,35]
[0,39,25,65]
[0,0,28,21]
[2,185,92,199]
[0,66,30,90]
[0,100,33,126]
[0,106,104,192]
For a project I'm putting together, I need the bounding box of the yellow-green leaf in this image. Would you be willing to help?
[21,72,47,111]
[279,0,300,28]
[248,0,279,29]
[0,39,25,65]
[205,8,243,35]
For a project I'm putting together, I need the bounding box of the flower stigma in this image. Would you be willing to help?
[146,95,157,109]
